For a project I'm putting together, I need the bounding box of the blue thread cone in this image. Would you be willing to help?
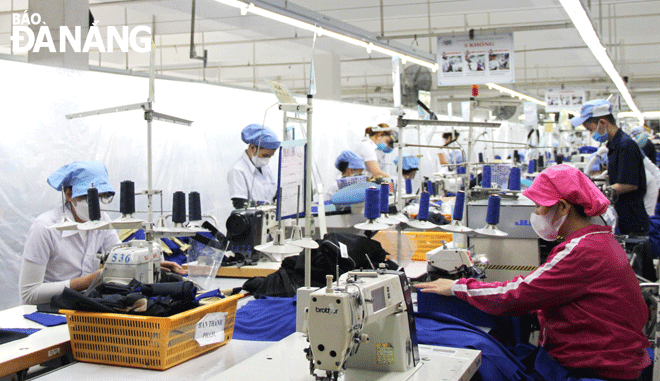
[509,167,521,191]
[364,187,381,219]
[405,178,413,194]
[485,194,501,225]
[417,192,430,221]
[482,165,492,188]
[380,183,389,214]
[453,191,465,221]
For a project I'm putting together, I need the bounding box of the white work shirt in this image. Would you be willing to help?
[22,207,121,283]
[227,150,278,203]
[355,138,386,175]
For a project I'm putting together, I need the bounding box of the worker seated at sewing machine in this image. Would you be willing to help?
[19,161,185,305]
[416,165,650,381]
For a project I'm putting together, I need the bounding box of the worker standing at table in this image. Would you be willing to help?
[572,99,649,235]
[355,123,397,179]
[227,124,281,209]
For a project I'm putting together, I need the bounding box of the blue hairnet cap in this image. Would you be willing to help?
[394,156,419,171]
[241,124,281,150]
[47,161,114,198]
[571,99,612,127]
[335,150,365,170]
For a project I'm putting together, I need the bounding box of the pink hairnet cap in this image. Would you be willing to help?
[522,164,609,216]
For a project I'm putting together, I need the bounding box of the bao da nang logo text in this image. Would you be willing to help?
[11,11,151,53]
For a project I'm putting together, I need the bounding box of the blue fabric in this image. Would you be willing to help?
[194,289,225,303]
[415,311,531,381]
[233,297,296,342]
[330,181,378,205]
[2,328,41,335]
[335,150,365,170]
[241,124,280,149]
[649,216,660,258]
[47,161,115,198]
[571,99,612,127]
[578,146,598,154]
[394,155,420,171]
[23,312,67,327]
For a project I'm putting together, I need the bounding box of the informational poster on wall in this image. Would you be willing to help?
[544,88,585,113]
[437,33,514,86]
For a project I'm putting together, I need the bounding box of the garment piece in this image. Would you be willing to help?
[0,329,40,345]
[46,161,115,198]
[23,312,67,327]
[451,224,650,380]
[607,128,649,235]
[415,311,531,381]
[233,297,297,341]
[241,124,280,149]
[20,207,120,304]
[227,151,277,203]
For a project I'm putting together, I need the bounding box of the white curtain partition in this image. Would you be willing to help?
[0,59,514,310]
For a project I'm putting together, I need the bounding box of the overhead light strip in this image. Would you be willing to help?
[486,83,547,106]
[558,0,643,122]
[213,0,439,71]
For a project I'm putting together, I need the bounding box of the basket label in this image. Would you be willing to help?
[195,312,228,346]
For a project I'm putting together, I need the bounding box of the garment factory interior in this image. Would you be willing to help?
[1,0,660,380]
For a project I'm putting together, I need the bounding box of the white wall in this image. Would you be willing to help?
[0,59,525,310]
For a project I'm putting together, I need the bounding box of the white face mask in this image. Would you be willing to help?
[73,199,90,222]
[530,204,567,241]
[251,156,271,168]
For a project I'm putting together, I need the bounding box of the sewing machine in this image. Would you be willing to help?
[225,205,278,258]
[210,269,481,381]
[305,270,418,380]
[101,240,163,284]
[425,243,486,281]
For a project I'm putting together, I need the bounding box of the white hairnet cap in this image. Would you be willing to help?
[47,161,114,198]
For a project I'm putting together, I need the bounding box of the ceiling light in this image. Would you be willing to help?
[213,0,438,70]
[618,111,660,119]
[558,0,643,122]
[486,83,547,106]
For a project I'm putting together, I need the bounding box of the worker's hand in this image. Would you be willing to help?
[161,261,187,275]
[414,278,455,296]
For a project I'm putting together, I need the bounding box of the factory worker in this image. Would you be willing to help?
[324,150,366,199]
[394,155,420,180]
[630,125,657,162]
[573,99,648,235]
[355,124,397,179]
[227,124,281,209]
[437,132,462,171]
[416,165,650,380]
[19,161,185,305]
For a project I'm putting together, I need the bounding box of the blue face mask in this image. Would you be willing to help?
[591,121,607,143]
[382,146,393,154]
[377,142,388,152]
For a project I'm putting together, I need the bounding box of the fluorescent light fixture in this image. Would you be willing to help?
[486,83,547,106]
[213,0,438,71]
[558,0,643,122]
[618,111,660,119]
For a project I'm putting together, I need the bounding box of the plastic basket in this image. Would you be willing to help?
[62,294,242,370]
[403,231,453,261]
[336,175,367,190]
[374,231,453,262]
